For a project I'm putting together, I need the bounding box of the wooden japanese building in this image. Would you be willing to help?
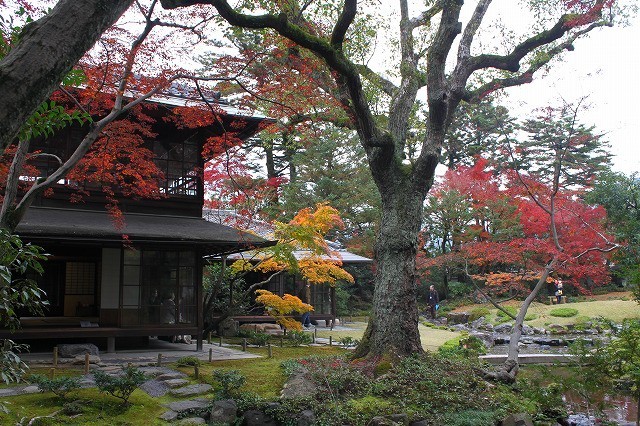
[2,94,275,351]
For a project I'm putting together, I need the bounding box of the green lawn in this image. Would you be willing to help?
[457,296,640,328]
[315,321,461,352]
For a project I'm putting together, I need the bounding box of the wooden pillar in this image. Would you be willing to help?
[330,285,337,328]
[196,248,204,352]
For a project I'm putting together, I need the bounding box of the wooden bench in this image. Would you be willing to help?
[548,296,567,304]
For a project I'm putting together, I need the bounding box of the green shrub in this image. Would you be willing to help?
[286,330,312,346]
[496,306,517,318]
[524,312,538,321]
[338,336,360,348]
[93,365,146,404]
[448,281,473,298]
[549,308,579,318]
[441,409,500,426]
[29,374,81,399]
[248,331,271,347]
[344,396,394,423]
[469,307,490,321]
[62,400,85,415]
[280,359,302,377]
[438,334,486,357]
[212,369,246,398]
[175,356,201,367]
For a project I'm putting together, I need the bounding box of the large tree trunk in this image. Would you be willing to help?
[0,0,133,154]
[353,178,425,358]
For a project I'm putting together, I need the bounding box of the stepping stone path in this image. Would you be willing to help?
[170,383,213,397]
[161,398,211,422]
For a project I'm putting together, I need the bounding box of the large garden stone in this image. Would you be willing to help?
[296,409,315,426]
[242,409,277,426]
[281,371,316,399]
[447,312,470,325]
[500,412,534,426]
[58,343,99,358]
[547,324,568,334]
[210,399,237,424]
[167,399,209,414]
[156,371,187,381]
[219,317,239,336]
[140,379,168,397]
[160,411,178,422]
[21,385,40,394]
[72,354,100,364]
[170,383,212,397]
[369,415,404,425]
[494,323,513,334]
[470,331,494,348]
[522,324,534,335]
[164,378,189,388]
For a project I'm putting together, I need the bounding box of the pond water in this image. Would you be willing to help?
[564,392,637,424]
[489,338,637,424]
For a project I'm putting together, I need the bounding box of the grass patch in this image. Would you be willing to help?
[314,321,461,352]
[454,296,640,328]
[549,308,579,318]
[190,346,347,399]
[0,387,167,425]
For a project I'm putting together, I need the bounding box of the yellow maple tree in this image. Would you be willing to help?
[255,289,313,331]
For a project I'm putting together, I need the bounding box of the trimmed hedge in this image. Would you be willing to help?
[549,307,579,318]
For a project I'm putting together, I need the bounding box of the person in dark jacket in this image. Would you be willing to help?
[299,283,312,328]
[427,285,439,319]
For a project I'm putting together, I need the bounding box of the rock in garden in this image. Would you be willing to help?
[471,317,486,329]
[447,312,470,325]
[21,385,40,394]
[166,400,210,416]
[160,411,178,422]
[501,412,534,426]
[409,421,428,426]
[164,378,189,388]
[450,324,468,332]
[210,399,237,424]
[219,317,239,337]
[389,413,408,423]
[522,324,534,335]
[547,324,568,334]
[58,343,99,358]
[368,416,402,426]
[156,371,187,381]
[296,409,316,426]
[281,371,316,399]
[242,409,277,426]
[170,384,212,397]
[72,354,100,364]
[494,323,513,334]
[139,379,169,397]
[470,331,494,348]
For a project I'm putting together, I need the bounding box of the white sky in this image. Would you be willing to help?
[503,12,640,175]
[372,1,640,175]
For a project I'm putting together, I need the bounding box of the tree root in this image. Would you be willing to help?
[477,359,519,384]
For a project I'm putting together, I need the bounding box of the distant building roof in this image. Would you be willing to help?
[18,207,275,256]
[203,209,372,263]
